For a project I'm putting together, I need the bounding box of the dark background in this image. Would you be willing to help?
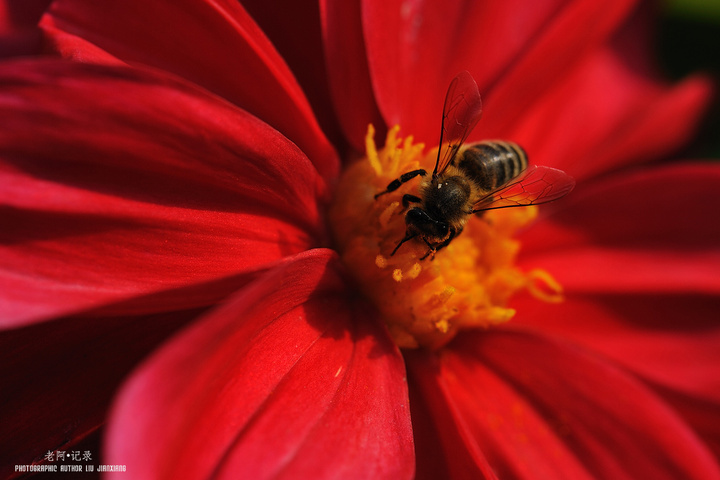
[658,0,720,157]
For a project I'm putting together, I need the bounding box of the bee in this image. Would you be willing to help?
[375,71,575,260]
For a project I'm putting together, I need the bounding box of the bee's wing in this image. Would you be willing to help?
[471,166,575,212]
[434,71,483,177]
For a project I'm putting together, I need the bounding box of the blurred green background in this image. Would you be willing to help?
[660,0,720,157]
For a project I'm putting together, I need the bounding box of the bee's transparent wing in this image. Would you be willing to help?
[434,71,483,177]
[472,166,575,212]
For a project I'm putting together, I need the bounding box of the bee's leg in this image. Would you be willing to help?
[390,232,418,256]
[374,169,427,199]
[421,227,461,261]
[402,194,422,208]
[419,240,437,261]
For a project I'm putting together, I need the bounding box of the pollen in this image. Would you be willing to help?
[329,125,564,350]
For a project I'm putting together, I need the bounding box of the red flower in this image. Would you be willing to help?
[0,0,50,57]
[1,1,719,479]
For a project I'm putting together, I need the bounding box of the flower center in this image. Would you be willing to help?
[329,125,563,349]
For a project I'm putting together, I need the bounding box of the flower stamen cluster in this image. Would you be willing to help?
[330,125,564,349]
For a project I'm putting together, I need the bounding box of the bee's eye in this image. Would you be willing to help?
[406,208,448,237]
[405,207,429,225]
[436,222,449,236]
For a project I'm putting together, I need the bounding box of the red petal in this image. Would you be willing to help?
[0,306,205,479]
[0,0,51,57]
[105,250,414,479]
[657,387,720,463]
[508,46,712,178]
[434,330,720,480]
[0,0,51,31]
[477,0,636,136]
[0,59,325,327]
[242,0,345,150]
[40,0,339,181]
[512,292,720,458]
[521,163,720,294]
[405,351,499,480]
[363,0,636,146]
[320,0,385,150]
[513,294,720,402]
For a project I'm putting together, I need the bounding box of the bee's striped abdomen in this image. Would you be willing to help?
[457,141,528,191]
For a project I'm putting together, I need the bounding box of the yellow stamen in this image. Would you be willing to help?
[329,125,564,349]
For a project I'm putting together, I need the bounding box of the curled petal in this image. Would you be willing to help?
[41,0,339,180]
[105,249,414,480]
[0,60,325,327]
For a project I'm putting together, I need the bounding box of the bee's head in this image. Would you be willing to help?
[391,207,449,256]
[405,207,448,241]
